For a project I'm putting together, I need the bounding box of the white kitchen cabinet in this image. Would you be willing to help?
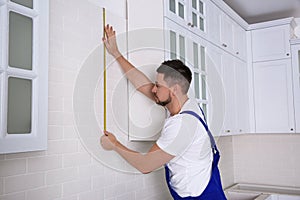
[206,44,249,136]
[221,53,237,135]
[234,24,247,61]
[206,1,247,61]
[220,12,234,54]
[235,59,250,134]
[127,0,166,141]
[165,18,210,118]
[251,24,292,62]
[253,59,295,133]
[164,0,207,39]
[291,41,300,133]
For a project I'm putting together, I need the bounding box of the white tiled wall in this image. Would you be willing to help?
[0,0,171,199]
[233,134,300,187]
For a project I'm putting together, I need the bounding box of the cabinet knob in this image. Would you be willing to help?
[187,22,194,28]
[222,43,227,48]
[286,53,290,56]
[291,128,294,131]
[225,130,230,133]
[236,52,239,55]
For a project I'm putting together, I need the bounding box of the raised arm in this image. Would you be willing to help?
[102,25,155,101]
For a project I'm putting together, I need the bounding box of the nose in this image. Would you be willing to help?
[151,84,157,93]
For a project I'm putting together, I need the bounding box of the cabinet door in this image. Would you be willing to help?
[253,59,295,133]
[235,59,250,134]
[220,13,234,54]
[188,0,207,38]
[164,0,189,28]
[206,0,221,45]
[234,24,247,61]
[252,25,291,62]
[291,44,300,133]
[221,53,237,135]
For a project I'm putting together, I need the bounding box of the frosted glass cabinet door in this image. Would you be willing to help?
[253,59,295,133]
[11,0,33,8]
[7,77,32,134]
[9,11,33,70]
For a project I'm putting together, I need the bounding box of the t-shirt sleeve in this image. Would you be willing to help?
[156,115,199,156]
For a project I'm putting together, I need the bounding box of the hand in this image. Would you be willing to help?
[100,130,118,151]
[102,24,121,58]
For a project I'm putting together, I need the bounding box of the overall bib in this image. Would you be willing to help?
[165,110,227,200]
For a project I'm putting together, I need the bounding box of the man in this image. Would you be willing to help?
[101,25,226,199]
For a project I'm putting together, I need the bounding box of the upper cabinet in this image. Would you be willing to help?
[251,22,293,62]
[249,18,297,133]
[165,0,207,38]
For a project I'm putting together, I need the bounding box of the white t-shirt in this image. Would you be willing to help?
[156,99,213,197]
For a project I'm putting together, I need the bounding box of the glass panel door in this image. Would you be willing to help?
[7,77,32,134]
[9,11,33,70]
[11,0,33,9]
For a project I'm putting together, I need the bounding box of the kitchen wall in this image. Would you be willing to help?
[233,134,300,187]
[0,0,171,199]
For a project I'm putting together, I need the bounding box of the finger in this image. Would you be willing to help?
[103,130,109,136]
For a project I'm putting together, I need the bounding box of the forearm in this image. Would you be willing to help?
[114,141,150,173]
[115,55,155,100]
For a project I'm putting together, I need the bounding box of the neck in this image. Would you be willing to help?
[166,95,189,116]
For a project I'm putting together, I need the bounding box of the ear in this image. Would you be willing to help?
[171,84,180,96]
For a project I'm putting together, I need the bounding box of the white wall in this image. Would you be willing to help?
[233,134,300,187]
[0,0,171,199]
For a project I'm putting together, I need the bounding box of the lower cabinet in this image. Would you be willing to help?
[253,59,295,133]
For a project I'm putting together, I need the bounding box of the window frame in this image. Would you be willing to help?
[0,0,49,154]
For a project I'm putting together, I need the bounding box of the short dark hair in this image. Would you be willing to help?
[156,59,192,94]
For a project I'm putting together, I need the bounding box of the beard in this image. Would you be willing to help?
[155,94,172,107]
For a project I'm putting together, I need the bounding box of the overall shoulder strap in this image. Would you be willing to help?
[180,110,218,151]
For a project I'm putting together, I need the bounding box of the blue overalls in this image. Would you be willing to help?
[165,109,227,200]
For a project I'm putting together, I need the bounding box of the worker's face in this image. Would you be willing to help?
[152,73,172,106]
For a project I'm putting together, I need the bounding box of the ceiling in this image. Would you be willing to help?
[223,0,300,24]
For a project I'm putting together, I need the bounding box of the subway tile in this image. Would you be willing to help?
[125,178,144,193]
[4,173,45,194]
[115,192,135,200]
[47,140,78,155]
[28,155,62,173]
[48,126,64,140]
[49,97,64,112]
[49,68,64,83]
[49,83,65,98]
[53,196,78,200]
[104,183,126,199]
[0,192,25,200]
[78,189,103,200]
[63,113,75,126]
[62,179,91,197]
[63,152,91,168]
[26,185,62,200]
[46,167,78,185]
[0,159,26,177]
[48,111,64,126]
[63,126,78,139]
[4,151,45,160]
[92,174,115,190]
[78,164,104,180]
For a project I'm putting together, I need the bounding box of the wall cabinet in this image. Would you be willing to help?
[250,19,297,133]
[251,24,292,62]
[165,0,207,39]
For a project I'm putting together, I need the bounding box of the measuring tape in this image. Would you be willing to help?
[103,8,107,131]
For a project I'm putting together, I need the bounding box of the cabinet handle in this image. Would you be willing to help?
[222,43,227,48]
[187,22,194,28]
